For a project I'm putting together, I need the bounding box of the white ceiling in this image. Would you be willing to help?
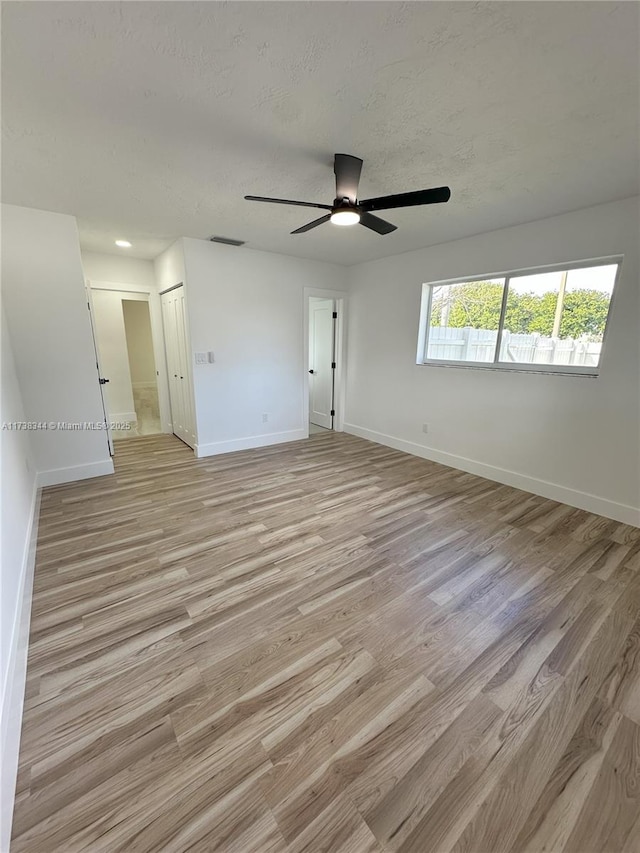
[2,2,638,265]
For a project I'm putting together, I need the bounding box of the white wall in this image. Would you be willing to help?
[81,251,156,290]
[0,312,39,850]
[154,239,186,293]
[181,238,346,456]
[345,197,640,524]
[2,205,113,486]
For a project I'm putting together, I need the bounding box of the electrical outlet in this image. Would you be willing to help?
[262,413,269,423]
[422,423,429,434]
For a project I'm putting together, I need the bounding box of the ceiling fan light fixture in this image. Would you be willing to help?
[330,209,360,226]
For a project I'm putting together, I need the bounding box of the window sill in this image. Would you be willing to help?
[417,360,599,378]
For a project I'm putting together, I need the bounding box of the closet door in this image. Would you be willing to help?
[175,291,196,446]
[161,291,183,440]
[161,287,194,448]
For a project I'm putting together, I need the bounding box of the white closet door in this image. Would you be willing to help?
[175,292,195,445]
[309,298,335,429]
[161,293,180,438]
[161,286,195,448]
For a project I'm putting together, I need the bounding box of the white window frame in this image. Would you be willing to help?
[417,255,623,377]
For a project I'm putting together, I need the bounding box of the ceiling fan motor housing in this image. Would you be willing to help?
[333,197,359,213]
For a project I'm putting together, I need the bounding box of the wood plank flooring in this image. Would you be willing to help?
[11,431,640,852]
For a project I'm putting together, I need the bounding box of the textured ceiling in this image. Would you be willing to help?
[2,1,639,265]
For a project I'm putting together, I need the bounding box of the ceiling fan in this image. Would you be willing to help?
[245,153,451,235]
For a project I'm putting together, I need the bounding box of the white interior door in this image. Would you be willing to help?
[86,287,114,456]
[309,298,335,429]
[161,286,195,448]
[175,295,195,442]
[89,290,136,423]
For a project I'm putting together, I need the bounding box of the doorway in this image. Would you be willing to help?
[122,300,161,435]
[308,297,336,431]
[88,289,162,439]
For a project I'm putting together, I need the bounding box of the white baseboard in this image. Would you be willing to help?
[344,422,640,527]
[110,411,137,423]
[1,486,41,851]
[195,429,307,459]
[36,458,114,487]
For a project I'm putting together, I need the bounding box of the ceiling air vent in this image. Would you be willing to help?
[208,235,245,247]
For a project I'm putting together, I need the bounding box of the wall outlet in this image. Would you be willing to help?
[422,423,429,434]
[262,413,269,423]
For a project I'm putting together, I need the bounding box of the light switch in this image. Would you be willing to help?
[207,351,215,363]
[194,352,208,365]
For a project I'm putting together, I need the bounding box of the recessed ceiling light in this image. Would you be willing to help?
[115,239,132,248]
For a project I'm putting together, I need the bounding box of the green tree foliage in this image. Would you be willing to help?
[430,281,610,339]
[558,290,611,338]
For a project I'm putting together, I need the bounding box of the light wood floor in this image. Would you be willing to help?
[12,432,640,852]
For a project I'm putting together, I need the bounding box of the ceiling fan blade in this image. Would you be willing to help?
[291,214,331,234]
[245,195,332,210]
[334,154,363,203]
[359,211,397,235]
[361,186,451,212]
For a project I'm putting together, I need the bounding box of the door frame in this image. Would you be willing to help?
[86,279,172,434]
[308,297,336,430]
[303,287,348,435]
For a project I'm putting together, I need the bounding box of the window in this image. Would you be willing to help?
[418,258,620,375]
